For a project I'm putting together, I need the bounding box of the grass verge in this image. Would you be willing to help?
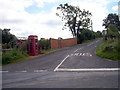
[41,48,61,54]
[2,48,60,66]
[96,39,120,61]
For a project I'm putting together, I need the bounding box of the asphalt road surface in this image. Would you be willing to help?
[1,39,120,88]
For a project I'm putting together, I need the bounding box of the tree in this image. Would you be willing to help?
[56,3,92,38]
[106,24,119,40]
[103,13,120,30]
[2,28,17,48]
[78,29,95,43]
[95,31,102,38]
[39,38,50,50]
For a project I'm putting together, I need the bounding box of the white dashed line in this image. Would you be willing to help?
[16,70,27,73]
[55,68,120,72]
[34,70,47,72]
[54,55,69,72]
[0,71,9,73]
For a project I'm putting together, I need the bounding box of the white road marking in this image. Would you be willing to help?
[74,48,83,53]
[70,53,92,57]
[18,70,27,72]
[88,42,95,47]
[90,54,92,56]
[71,54,74,56]
[0,71,9,73]
[82,53,85,56]
[55,68,120,72]
[79,53,82,56]
[34,70,47,72]
[74,49,79,52]
[54,55,69,72]
[74,53,79,56]
[79,48,83,50]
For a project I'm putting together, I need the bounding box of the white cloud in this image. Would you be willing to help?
[0,0,73,39]
[112,5,118,12]
[0,0,119,39]
[70,1,108,31]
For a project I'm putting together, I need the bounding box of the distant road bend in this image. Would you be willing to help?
[2,39,120,88]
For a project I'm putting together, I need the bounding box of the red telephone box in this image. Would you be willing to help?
[28,35,38,55]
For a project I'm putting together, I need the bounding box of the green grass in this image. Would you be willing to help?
[2,48,60,66]
[41,48,61,54]
[96,39,120,61]
[2,49,29,65]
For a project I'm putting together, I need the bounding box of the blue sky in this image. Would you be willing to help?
[25,1,118,14]
[0,0,119,39]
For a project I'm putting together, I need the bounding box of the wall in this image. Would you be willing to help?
[50,38,59,49]
[50,38,77,49]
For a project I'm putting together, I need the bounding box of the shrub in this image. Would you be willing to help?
[39,38,50,50]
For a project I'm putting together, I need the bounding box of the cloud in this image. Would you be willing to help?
[70,1,108,31]
[34,0,57,7]
[0,0,119,39]
[112,5,118,12]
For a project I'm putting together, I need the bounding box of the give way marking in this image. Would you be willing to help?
[55,68,120,72]
[54,55,120,72]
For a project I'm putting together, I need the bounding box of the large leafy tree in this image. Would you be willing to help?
[56,3,92,38]
[2,28,17,48]
[102,13,120,30]
[107,24,119,39]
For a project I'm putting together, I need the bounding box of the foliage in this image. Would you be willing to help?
[106,24,119,39]
[1,28,18,48]
[39,38,50,50]
[99,13,120,61]
[56,3,92,38]
[78,29,95,43]
[96,39,120,61]
[95,31,103,38]
[102,13,120,40]
[2,49,28,65]
[18,40,28,53]
[102,13,120,30]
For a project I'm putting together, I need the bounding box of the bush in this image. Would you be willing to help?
[78,29,96,43]
[39,38,50,50]
[2,49,28,65]
[18,40,28,54]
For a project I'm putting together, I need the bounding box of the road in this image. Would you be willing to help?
[1,39,120,88]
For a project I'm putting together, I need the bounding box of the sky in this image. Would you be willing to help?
[0,0,119,39]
